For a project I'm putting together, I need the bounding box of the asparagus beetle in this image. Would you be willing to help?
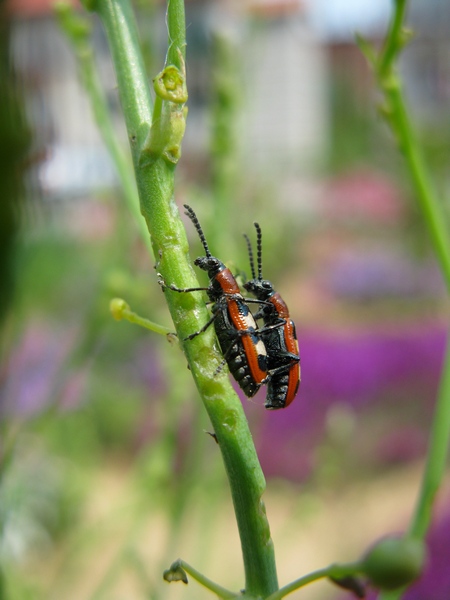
[162,204,269,398]
[243,223,300,409]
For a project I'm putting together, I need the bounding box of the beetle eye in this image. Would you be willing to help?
[262,280,272,289]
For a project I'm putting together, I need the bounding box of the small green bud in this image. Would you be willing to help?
[362,536,426,591]
[399,27,415,48]
[163,106,187,163]
[153,65,188,104]
[54,0,92,41]
[110,298,129,321]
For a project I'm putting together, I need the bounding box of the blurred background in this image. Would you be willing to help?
[1,0,450,598]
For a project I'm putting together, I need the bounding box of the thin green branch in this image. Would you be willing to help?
[266,568,330,600]
[109,297,174,336]
[164,559,237,599]
[377,0,408,79]
[266,562,363,600]
[380,85,450,290]
[373,2,450,292]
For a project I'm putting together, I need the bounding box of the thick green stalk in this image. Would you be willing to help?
[92,0,278,594]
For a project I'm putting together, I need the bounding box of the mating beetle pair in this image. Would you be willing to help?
[163,204,300,410]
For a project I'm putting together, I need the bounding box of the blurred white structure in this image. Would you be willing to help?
[242,10,328,174]
[8,0,450,206]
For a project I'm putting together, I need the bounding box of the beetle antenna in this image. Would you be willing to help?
[254,222,263,280]
[183,204,211,258]
[243,233,256,279]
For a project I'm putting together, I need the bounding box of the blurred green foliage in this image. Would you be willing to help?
[0,0,31,322]
[2,2,450,597]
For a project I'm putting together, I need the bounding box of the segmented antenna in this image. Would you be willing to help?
[183,204,211,257]
[254,222,263,280]
[243,233,256,279]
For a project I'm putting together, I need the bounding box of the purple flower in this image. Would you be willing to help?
[0,321,76,417]
[245,324,446,481]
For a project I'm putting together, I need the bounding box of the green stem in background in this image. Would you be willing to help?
[57,7,214,599]
[209,32,240,256]
[359,1,450,598]
[377,0,408,80]
[89,0,278,595]
[373,2,450,291]
[409,335,450,540]
[380,86,450,289]
[379,337,450,598]
[54,1,152,255]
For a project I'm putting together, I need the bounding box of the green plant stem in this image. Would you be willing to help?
[109,297,173,336]
[55,2,151,254]
[379,335,450,600]
[375,3,450,291]
[175,559,236,599]
[370,1,450,598]
[93,0,278,595]
[377,0,408,79]
[78,49,147,246]
[117,310,173,336]
[266,568,330,600]
[166,0,185,68]
[408,325,450,540]
[266,562,362,600]
[380,84,450,290]
[209,32,239,256]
